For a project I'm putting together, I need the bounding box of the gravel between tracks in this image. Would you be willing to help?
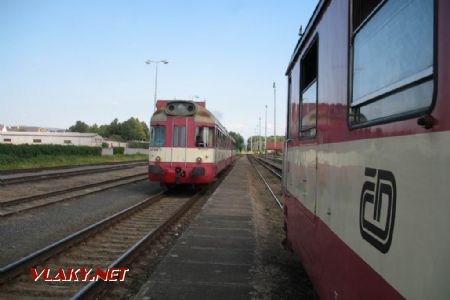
[248,156,316,299]
[0,180,162,266]
[0,165,147,203]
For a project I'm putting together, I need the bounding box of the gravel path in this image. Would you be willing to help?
[248,156,316,299]
[0,180,162,266]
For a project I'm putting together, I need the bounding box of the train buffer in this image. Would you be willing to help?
[135,157,257,299]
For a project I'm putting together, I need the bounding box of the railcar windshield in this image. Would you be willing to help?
[195,126,214,147]
[150,125,165,147]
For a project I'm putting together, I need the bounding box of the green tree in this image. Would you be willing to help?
[120,117,147,141]
[229,131,244,152]
[98,124,109,137]
[88,123,99,133]
[141,121,150,140]
[69,121,89,133]
[107,118,121,137]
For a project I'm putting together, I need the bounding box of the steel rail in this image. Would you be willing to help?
[253,156,282,179]
[0,176,148,217]
[249,156,283,209]
[0,172,147,208]
[0,161,147,185]
[72,189,205,300]
[0,191,164,284]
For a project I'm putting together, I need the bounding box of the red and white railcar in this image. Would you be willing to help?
[283,0,449,299]
[148,100,235,186]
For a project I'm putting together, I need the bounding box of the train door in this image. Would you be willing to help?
[285,61,300,196]
[171,118,187,165]
[298,37,318,217]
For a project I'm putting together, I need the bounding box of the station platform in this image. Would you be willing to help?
[135,157,257,299]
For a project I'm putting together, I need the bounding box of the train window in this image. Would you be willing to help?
[64,140,72,144]
[208,128,214,146]
[195,127,214,148]
[352,0,383,31]
[172,126,186,147]
[3,138,11,143]
[286,76,292,138]
[180,126,186,147]
[289,62,300,139]
[300,39,318,138]
[33,139,41,143]
[350,0,434,126]
[173,126,179,147]
[150,125,165,147]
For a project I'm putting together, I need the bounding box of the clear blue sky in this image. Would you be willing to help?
[0,0,318,140]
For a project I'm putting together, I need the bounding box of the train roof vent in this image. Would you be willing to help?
[165,101,197,116]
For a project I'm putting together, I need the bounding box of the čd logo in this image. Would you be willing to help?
[359,167,396,253]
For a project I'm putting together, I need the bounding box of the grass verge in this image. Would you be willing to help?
[0,154,148,171]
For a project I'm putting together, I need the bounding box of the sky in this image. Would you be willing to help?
[0,0,318,140]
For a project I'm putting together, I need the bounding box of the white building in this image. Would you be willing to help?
[0,132,104,147]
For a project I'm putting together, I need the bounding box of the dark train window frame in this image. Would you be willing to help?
[348,0,437,129]
[150,125,166,147]
[286,76,292,139]
[299,36,318,139]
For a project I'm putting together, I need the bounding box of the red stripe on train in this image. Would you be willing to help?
[284,195,404,300]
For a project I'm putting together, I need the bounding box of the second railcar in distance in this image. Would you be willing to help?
[148,100,235,186]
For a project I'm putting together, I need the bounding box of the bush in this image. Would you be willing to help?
[113,147,124,155]
[0,144,102,158]
[0,154,18,165]
[101,142,109,148]
[128,141,149,149]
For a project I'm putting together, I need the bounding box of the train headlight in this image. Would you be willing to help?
[196,157,202,164]
[155,156,161,162]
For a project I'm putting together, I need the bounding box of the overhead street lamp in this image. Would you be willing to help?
[145,59,169,111]
[273,82,277,157]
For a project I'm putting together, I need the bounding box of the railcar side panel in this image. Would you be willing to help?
[284,0,449,299]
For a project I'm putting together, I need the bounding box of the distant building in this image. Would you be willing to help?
[7,126,49,132]
[0,132,104,147]
[0,125,7,132]
[103,138,128,148]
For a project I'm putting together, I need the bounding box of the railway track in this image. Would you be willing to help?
[0,173,148,217]
[0,160,147,185]
[249,155,283,209]
[0,190,203,299]
[252,155,282,179]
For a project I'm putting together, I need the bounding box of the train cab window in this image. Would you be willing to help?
[350,0,434,126]
[150,125,165,147]
[300,39,318,138]
[172,126,186,147]
[195,126,214,147]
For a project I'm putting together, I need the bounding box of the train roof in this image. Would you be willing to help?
[285,0,326,75]
[151,100,230,134]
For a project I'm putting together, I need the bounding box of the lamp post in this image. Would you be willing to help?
[145,59,169,111]
[273,82,277,157]
[259,117,262,154]
[265,104,267,155]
